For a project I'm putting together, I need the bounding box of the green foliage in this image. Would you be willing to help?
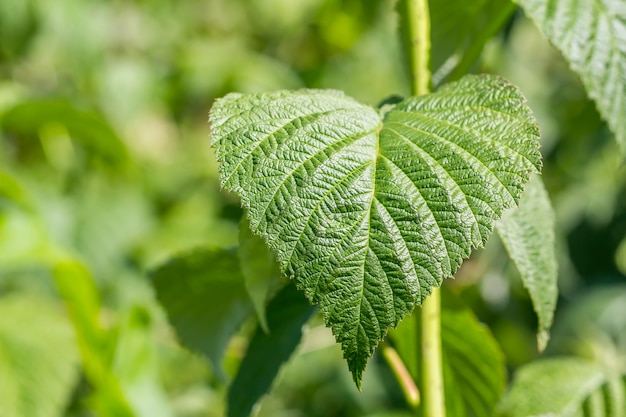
[498,358,625,417]
[1,100,129,167]
[429,0,516,84]
[496,175,557,350]
[548,285,626,372]
[0,294,78,417]
[238,217,285,333]
[391,290,506,417]
[150,248,253,378]
[500,285,626,417]
[210,74,541,386]
[0,0,35,60]
[516,0,626,155]
[53,260,136,417]
[228,283,316,417]
[1,0,624,415]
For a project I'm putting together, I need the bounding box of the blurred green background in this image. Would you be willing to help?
[0,0,624,416]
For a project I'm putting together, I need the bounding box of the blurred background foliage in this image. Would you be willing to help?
[0,0,624,416]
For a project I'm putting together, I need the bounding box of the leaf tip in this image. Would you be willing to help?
[537,330,550,353]
[352,371,363,391]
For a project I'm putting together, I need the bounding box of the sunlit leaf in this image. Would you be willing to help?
[210,74,541,386]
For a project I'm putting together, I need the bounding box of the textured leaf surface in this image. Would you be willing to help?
[497,175,557,350]
[210,74,541,385]
[228,283,315,417]
[0,295,79,417]
[390,290,506,417]
[516,0,626,154]
[239,216,285,333]
[498,358,626,417]
[150,248,252,378]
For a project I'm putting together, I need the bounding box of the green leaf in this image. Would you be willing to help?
[53,260,136,417]
[239,216,285,333]
[0,170,32,209]
[1,99,129,166]
[390,290,506,417]
[515,0,626,155]
[496,175,557,351]
[227,283,315,417]
[498,358,626,417]
[210,74,541,386]
[548,285,626,358]
[114,305,173,417]
[441,305,507,417]
[0,295,79,417]
[150,248,252,378]
[429,0,517,84]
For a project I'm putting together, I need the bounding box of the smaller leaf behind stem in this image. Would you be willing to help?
[228,283,316,417]
[389,289,506,417]
[150,248,253,380]
[496,174,558,351]
[239,216,285,333]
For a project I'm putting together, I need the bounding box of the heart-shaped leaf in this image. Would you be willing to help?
[210,74,541,386]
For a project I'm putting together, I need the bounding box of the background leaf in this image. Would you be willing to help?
[113,304,174,417]
[515,0,626,155]
[498,358,625,417]
[547,285,626,367]
[239,216,285,333]
[390,290,506,417]
[497,174,557,350]
[210,74,541,386]
[227,283,315,417]
[150,248,252,378]
[53,260,136,417]
[429,0,516,85]
[0,294,79,417]
[1,99,129,167]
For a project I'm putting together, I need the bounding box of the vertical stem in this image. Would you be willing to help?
[421,288,445,417]
[405,1,445,416]
[405,0,431,96]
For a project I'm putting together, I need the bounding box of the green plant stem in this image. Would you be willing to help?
[381,341,420,410]
[405,0,431,96]
[421,288,445,417]
[405,0,445,416]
